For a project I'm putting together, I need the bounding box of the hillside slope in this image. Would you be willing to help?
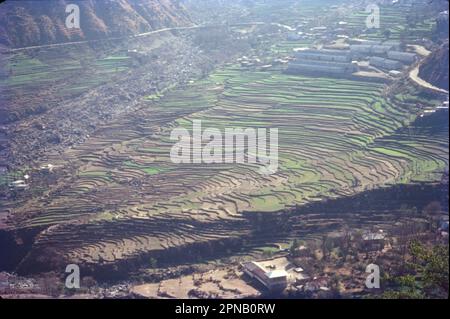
[419,42,449,91]
[0,0,192,48]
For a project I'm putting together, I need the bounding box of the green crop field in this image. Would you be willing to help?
[12,60,448,268]
[5,0,448,274]
[1,51,131,97]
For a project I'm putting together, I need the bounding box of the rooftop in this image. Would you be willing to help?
[363,232,386,241]
[267,270,288,279]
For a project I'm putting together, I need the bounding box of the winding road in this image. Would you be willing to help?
[4,22,274,53]
[409,65,449,95]
[4,24,204,53]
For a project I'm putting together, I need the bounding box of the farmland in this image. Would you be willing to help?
[7,59,447,274]
[0,49,132,124]
[346,2,438,41]
[0,0,448,296]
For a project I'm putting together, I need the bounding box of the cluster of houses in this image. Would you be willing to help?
[241,219,448,295]
[0,272,37,293]
[287,48,358,76]
[279,1,421,79]
[240,258,334,295]
[237,56,263,68]
[5,163,56,192]
[237,55,292,71]
[350,40,417,70]
[286,39,417,78]
[241,230,389,294]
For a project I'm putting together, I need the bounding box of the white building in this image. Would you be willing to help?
[288,60,357,75]
[350,44,397,57]
[295,49,352,63]
[9,180,28,190]
[387,51,416,64]
[241,261,288,291]
[369,56,403,70]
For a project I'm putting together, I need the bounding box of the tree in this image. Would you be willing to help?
[329,275,342,298]
[409,241,449,297]
[81,276,97,290]
[40,272,63,298]
[321,235,334,260]
[340,228,352,262]
[395,221,422,268]
[423,201,442,232]
[290,239,301,256]
[379,274,424,299]
[148,257,158,269]
[351,231,364,259]
[378,241,449,299]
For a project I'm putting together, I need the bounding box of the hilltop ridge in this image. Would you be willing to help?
[0,0,192,48]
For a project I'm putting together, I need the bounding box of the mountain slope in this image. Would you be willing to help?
[0,0,192,48]
[419,42,449,91]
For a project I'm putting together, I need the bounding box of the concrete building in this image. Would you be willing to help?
[369,56,403,70]
[288,60,357,76]
[389,70,402,77]
[362,232,386,251]
[356,40,381,45]
[241,261,288,291]
[350,44,396,57]
[310,26,327,33]
[387,51,416,64]
[295,49,352,62]
[8,180,28,190]
[372,45,393,55]
[288,47,358,77]
[350,44,372,55]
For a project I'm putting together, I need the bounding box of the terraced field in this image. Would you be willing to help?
[9,60,448,274]
[0,49,132,124]
[346,3,436,41]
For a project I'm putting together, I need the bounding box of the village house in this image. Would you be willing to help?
[362,231,387,252]
[8,180,28,191]
[40,163,55,173]
[303,277,330,293]
[241,261,288,292]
